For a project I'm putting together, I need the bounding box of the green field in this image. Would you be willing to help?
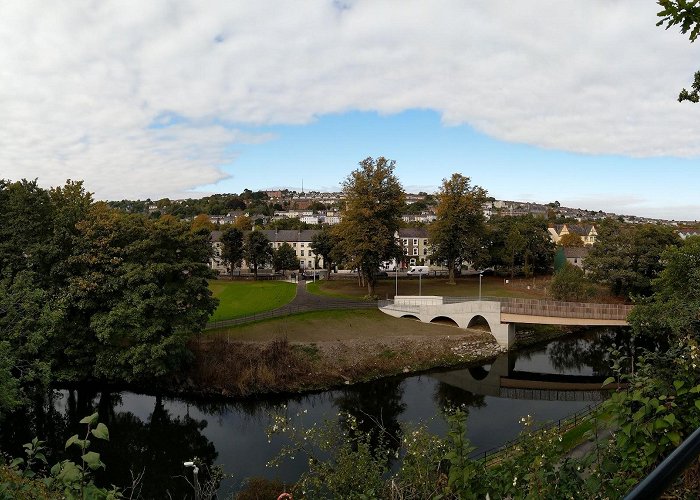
[208,280,297,322]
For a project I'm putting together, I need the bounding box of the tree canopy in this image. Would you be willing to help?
[585,220,681,298]
[487,215,554,278]
[334,157,404,297]
[0,179,218,415]
[657,0,700,102]
[273,242,299,273]
[429,174,487,284]
[310,228,338,280]
[220,227,244,277]
[244,231,272,279]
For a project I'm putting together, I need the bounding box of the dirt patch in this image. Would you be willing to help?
[183,329,503,397]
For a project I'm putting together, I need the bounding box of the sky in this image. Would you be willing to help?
[1,1,700,220]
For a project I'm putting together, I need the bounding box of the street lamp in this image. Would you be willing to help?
[479,273,483,300]
[419,269,423,296]
[395,262,398,299]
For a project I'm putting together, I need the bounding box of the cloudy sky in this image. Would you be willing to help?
[2,1,699,219]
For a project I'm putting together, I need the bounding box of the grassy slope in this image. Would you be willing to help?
[206,308,475,342]
[310,275,548,300]
[208,280,297,322]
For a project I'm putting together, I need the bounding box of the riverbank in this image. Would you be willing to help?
[174,310,575,398]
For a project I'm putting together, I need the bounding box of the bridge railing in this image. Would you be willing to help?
[500,298,633,321]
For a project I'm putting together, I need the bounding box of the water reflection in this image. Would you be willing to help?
[0,327,632,495]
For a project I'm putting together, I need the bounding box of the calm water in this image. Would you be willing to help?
[0,328,631,497]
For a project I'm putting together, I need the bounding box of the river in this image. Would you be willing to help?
[0,327,631,497]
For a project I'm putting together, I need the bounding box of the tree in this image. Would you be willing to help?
[310,228,338,280]
[585,220,681,298]
[549,263,596,302]
[191,214,215,232]
[429,174,487,284]
[234,215,253,231]
[273,243,298,274]
[486,215,554,278]
[657,1,700,102]
[220,227,244,277]
[629,236,700,342]
[244,231,272,279]
[558,232,584,247]
[334,157,405,297]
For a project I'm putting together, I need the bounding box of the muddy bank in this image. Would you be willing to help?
[175,330,520,398]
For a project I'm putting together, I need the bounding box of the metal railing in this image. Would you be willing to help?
[473,404,599,464]
[378,296,633,322]
[624,425,700,499]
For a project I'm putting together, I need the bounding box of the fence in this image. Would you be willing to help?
[204,300,377,331]
[472,404,600,464]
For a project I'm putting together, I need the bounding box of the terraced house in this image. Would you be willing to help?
[397,227,432,267]
[548,224,598,246]
[209,229,323,274]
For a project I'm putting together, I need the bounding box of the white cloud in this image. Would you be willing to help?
[0,1,698,199]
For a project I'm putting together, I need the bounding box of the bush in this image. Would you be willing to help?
[550,263,596,302]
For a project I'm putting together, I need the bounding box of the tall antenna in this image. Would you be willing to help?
[301,178,304,195]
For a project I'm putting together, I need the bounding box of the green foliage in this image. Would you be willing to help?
[550,263,596,302]
[244,231,273,278]
[429,174,487,283]
[487,215,555,278]
[334,157,405,297]
[1,414,122,499]
[657,1,700,102]
[273,243,299,273]
[220,227,244,276]
[629,236,700,341]
[310,228,338,279]
[585,220,681,298]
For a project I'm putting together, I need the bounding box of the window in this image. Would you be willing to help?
[300,242,304,247]
[402,238,408,246]
[410,258,416,265]
[403,248,409,255]
[423,239,428,246]
[413,248,418,256]
[292,243,296,248]
[413,238,418,245]
[423,248,428,255]
[301,250,305,256]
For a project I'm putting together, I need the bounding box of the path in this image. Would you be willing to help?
[205,279,376,329]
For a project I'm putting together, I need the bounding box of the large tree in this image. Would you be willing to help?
[487,215,554,278]
[273,242,299,275]
[244,230,272,279]
[585,219,681,298]
[220,227,244,277]
[629,236,700,342]
[310,228,338,280]
[334,157,404,297]
[429,174,487,284]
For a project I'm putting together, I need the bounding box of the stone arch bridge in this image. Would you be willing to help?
[378,296,632,349]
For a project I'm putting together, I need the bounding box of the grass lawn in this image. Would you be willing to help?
[206,308,476,342]
[208,280,297,322]
[309,275,549,300]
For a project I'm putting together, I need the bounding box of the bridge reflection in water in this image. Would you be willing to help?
[431,352,617,402]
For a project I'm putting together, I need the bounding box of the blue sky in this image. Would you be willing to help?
[2,1,700,220]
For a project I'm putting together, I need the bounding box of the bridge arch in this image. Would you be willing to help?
[467,314,491,331]
[429,316,460,327]
[400,314,421,321]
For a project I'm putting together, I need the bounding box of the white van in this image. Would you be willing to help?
[406,265,430,275]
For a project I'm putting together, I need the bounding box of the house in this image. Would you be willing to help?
[396,228,432,268]
[563,247,590,269]
[548,224,598,246]
[209,229,324,275]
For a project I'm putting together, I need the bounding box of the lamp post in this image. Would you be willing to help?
[479,273,483,301]
[394,261,398,298]
[419,269,423,296]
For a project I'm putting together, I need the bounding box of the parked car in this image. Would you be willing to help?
[406,265,430,275]
[376,270,389,278]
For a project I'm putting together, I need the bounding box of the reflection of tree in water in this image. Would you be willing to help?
[433,382,486,413]
[0,388,218,498]
[546,328,650,376]
[334,377,406,454]
[94,393,218,498]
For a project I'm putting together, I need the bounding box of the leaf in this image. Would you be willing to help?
[665,413,677,426]
[602,377,615,387]
[674,380,685,391]
[10,457,24,468]
[65,434,79,450]
[694,399,700,411]
[668,431,681,447]
[82,451,104,471]
[79,412,99,425]
[91,422,109,441]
